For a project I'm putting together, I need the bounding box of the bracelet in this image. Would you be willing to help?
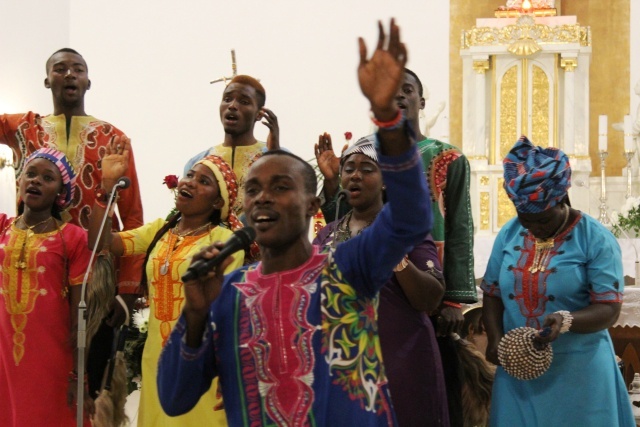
[371,109,405,130]
[442,301,462,309]
[555,310,573,334]
[393,255,410,273]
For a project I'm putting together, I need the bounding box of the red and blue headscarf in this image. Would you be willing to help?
[24,147,77,209]
[503,136,571,213]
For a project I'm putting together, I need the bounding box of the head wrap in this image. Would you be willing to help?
[340,135,378,167]
[197,154,260,262]
[196,154,242,230]
[24,147,77,209]
[503,136,571,213]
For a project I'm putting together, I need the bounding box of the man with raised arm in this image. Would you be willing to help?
[158,19,432,426]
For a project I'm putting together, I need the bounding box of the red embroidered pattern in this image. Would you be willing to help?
[233,257,323,426]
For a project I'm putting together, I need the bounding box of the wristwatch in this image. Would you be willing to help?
[393,255,410,273]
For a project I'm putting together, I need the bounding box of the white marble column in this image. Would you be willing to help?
[561,56,578,155]
[473,57,490,158]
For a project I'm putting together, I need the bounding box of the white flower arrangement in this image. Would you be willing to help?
[611,196,640,238]
[132,306,150,334]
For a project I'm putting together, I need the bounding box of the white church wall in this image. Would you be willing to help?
[0,0,451,222]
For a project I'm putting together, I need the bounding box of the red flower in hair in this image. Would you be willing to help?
[163,174,179,189]
[344,132,353,141]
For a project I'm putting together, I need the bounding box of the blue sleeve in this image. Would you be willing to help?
[157,313,218,416]
[335,142,432,297]
[480,225,509,298]
[183,148,211,177]
[585,219,625,303]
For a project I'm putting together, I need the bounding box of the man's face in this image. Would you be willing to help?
[219,82,261,136]
[395,73,425,123]
[45,52,90,108]
[243,155,318,249]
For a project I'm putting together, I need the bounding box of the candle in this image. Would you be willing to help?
[598,115,608,152]
[624,114,633,151]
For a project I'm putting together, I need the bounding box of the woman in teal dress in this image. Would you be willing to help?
[481,136,635,426]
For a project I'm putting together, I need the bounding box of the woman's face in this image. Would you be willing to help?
[340,153,384,211]
[19,158,63,212]
[175,163,223,216]
[517,203,566,239]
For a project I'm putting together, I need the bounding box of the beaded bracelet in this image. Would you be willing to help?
[442,301,462,309]
[555,310,573,334]
[371,109,405,130]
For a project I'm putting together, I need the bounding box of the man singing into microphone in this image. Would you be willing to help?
[158,19,432,426]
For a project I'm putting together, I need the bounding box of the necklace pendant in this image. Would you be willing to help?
[15,261,27,270]
[529,266,538,274]
[160,261,169,275]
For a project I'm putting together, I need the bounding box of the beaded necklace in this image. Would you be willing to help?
[528,205,570,274]
[333,210,374,244]
[159,222,211,276]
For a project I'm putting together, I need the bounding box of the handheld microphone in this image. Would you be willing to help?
[114,176,131,190]
[181,227,256,282]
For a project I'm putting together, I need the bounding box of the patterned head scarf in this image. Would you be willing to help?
[196,154,242,231]
[197,154,260,262]
[340,135,378,168]
[503,136,571,213]
[24,147,77,209]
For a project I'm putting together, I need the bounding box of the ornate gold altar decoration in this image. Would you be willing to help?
[461,15,590,50]
[480,192,491,231]
[531,65,550,146]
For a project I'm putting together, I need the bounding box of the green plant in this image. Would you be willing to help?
[611,197,640,238]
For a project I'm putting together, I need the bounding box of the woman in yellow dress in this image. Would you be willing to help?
[88,136,245,426]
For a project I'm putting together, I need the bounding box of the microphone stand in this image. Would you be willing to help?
[76,182,122,426]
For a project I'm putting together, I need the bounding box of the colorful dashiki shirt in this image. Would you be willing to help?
[417,138,475,303]
[0,214,92,426]
[119,218,244,427]
[314,224,449,427]
[481,213,634,426]
[0,112,144,292]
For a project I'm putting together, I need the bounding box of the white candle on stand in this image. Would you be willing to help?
[624,115,633,151]
[598,115,608,152]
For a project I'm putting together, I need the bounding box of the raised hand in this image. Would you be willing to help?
[314,133,341,182]
[358,19,407,120]
[102,135,131,190]
[261,107,280,150]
